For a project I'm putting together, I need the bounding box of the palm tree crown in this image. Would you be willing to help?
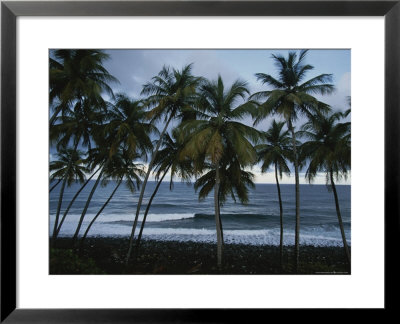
[300,111,350,184]
[50,49,118,125]
[102,94,157,160]
[152,129,194,189]
[142,64,203,124]
[251,50,334,124]
[194,147,255,206]
[181,76,259,167]
[50,148,88,186]
[256,120,292,177]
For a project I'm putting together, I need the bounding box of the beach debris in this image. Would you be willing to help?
[187,263,202,273]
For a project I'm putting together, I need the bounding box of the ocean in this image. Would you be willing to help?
[50,180,351,247]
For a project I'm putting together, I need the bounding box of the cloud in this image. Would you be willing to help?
[104,49,242,99]
[325,72,351,112]
[99,49,351,186]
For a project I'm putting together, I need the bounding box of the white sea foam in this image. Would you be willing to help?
[50,212,196,225]
[99,213,196,223]
[52,217,351,247]
[50,183,351,247]
[132,228,351,247]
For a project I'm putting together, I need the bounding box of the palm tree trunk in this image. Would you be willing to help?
[51,176,67,246]
[135,167,170,255]
[218,188,224,243]
[54,167,101,238]
[80,178,122,248]
[49,178,62,193]
[214,165,223,269]
[51,138,80,246]
[126,113,174,264]
[330,170,351,268]
[72,168,104,244]
[275,163,284,270]
[288,120,300,272]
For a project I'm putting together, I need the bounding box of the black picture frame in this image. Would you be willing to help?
[1,0,399,322]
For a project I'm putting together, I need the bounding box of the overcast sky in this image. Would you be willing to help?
[50,49,350,185]
[101,49,351,185]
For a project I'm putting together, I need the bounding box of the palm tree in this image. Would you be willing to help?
[255,120,291,269]
[49,148,88,245]
[134,130,194,255]
[180,76,259,268]
[251,50,335,271]
[299,111,351,267]
[49,49,118,125]
[73,94,155,244]
[80,151,145,248]
[50,96,108,152]
[194,149,255,245]
[126,64,202,264]
[50,105,106,244]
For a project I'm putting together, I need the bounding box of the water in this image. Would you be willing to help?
[50,180,351,247]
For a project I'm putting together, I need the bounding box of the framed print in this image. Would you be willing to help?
[1,0,399,322]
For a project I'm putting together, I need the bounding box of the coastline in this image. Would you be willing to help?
[50,237,350,275]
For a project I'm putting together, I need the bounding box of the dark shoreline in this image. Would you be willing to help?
[50,237,350,275]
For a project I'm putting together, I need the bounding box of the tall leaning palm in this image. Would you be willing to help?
[251,50,334,271]
[255,120,291,269]
[134,130,194,255]
[71,145,109,244]
[180,76,259,268]
[80,151,145,248]
[300,111,351,267]
[53,166,102,240]
[49,148,88,245]
[126,64,202,264]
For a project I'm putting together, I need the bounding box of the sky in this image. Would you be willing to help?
[50,49,351,185]
[101,49,351,185]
